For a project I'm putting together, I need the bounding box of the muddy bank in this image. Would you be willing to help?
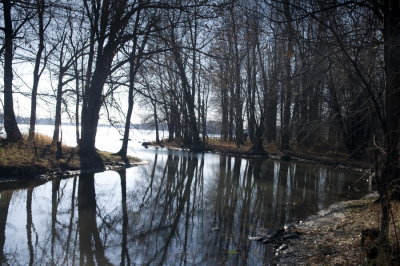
[0,156,147,191]
[274,192,400,265]
[149,140,372,172]
[1,134,146,190]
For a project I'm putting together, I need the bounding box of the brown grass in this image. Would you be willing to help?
[282,197,400,265]
[0,133,140,177]
[156,137,373,168]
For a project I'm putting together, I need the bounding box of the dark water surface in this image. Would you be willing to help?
[1,146,371,265]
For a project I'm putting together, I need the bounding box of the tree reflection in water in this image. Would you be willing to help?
[0,190,13,265]
[27,188,34,266]
[78,173,111,265]
[0,151,368,265]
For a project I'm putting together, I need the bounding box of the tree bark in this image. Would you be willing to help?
[231,8,244,146]
[2,0,22,142]
[117,60,136,157]
[28,0,46,141]
[265,44,278,142]
[220,71,229,140]
[280,0,294,151]
[52,71,65,144]
[154,102,160,143]
[80,54,112,156]
[73,61,80,146]
[80,0,131,158]
[379,0,400,239]
[170,37,201,147]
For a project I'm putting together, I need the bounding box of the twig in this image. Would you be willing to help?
[350,170,372,187]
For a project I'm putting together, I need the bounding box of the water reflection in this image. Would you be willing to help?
[0,190,12,265]
[78,173,110,265]
[27,188,34,266]
[0,151,369,265]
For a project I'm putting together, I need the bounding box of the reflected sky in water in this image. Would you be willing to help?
[1,126,371,265]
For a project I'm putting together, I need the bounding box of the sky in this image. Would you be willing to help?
[2,61,144,125]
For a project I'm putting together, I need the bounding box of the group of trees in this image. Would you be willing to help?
[0,0,222,155]
[1,0,399,243]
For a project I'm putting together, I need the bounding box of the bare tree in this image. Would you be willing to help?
[28,0,51,141]
[1,0,31,142]
[80,0,142,161]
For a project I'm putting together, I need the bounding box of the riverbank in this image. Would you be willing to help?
[150,138,373,171]
[0,134,143,189]
[275,193,400,265]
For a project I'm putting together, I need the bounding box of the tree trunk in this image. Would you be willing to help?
[2,0,22,142]
[28,0,45,141]
[251,127,265,153]
[220,74,229,140]
[170,41,201,147]
[202,98,207,143]
[117,61,136,157]
[74,62,80,146]
[153,102,160,143]
[232,10,244,146]
[228,82,235,142]
[80,47,115,157]
[265,52,278,142]
[246,53,255,143]
[80,75,106,156]
[265,92,278,142]
[168,103,176,141]
[280,0,294,151]
[52,74,64,144]
[80,0,129,159]
[379,1,400,240]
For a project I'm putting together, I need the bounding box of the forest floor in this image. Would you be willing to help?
[276,193,400,265]
[0,134,142,189]
[150,138,374,170]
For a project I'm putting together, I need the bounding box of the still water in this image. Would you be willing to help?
[0,126,370,265]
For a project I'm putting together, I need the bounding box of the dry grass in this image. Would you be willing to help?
[0,134,53,170]
[206,138,254,153]
[156,138,373,168]
[0,133,140,177]
[280,197,400,265]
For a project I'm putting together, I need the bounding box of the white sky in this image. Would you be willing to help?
[3,61,143,125]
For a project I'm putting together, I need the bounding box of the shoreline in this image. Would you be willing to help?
[1,136,372,190]
[149,139,373,172]
[0,135,147,190]
[275,192,399,265]
[0,158,147,191]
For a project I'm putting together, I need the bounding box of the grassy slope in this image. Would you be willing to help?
[0,134,140,177]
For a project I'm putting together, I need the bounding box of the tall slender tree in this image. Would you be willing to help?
[1,0,25,142]
[28,0,49,141]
